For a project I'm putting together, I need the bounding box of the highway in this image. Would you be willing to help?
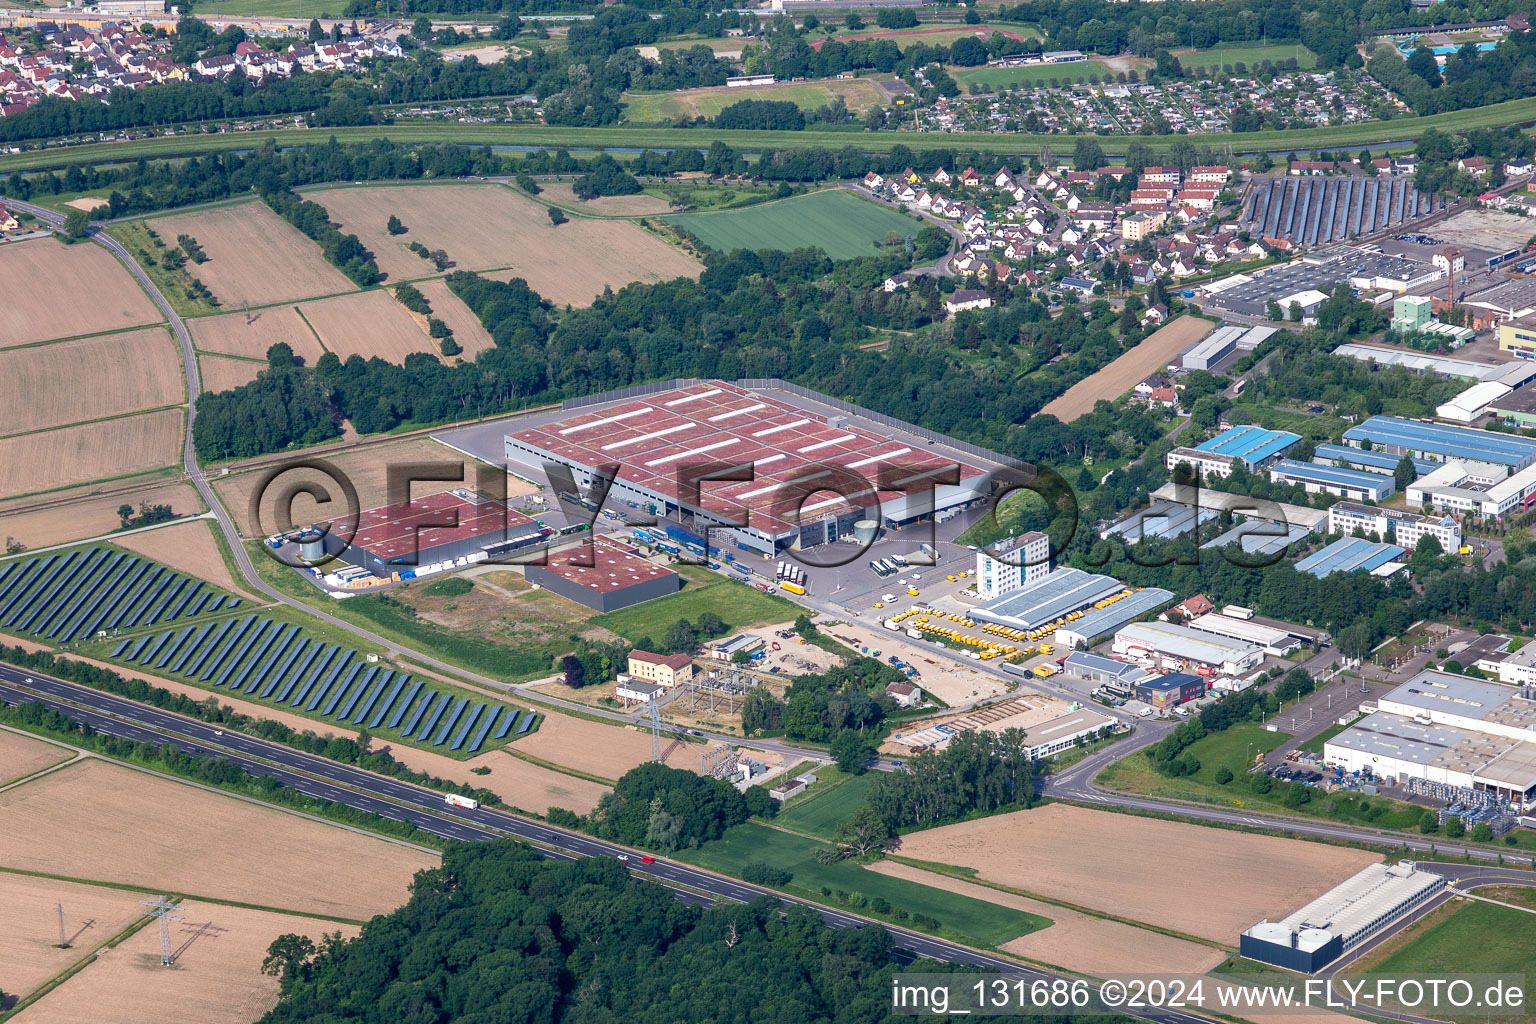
[0,662,1223,1024]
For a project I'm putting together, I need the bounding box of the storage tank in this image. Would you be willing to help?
[853,519,879,545]
[295,527,327,563]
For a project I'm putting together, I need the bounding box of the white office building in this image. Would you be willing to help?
[1112,621,1265,676]
[1407,459,1536,518]
[1328,501,1461,551]
[976,531,1051,600]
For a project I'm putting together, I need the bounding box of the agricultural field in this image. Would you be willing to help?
[953,61,1114,89]
[188,305,327,365]
[622,78,886,123]
[667,189,922,260]
[1039,315,1214,422]
[870,861,1225,975]
[167,0,338,17]
[150,202,356,307]
[390,743,610,816]
[111,518,258,601]
[197,353,264,393]
[10,901,358,1024]
[0,329,183,437]
[1170,41,1318,70]
[0,729,71,786]
[680,821,1050,947]
[100,610,536,756]
[0,239,161,347]
[302,184,702,305]
[297,290,438,363]
[509,707,704,781]
[0,759,435,919]
[0,483,200,552]
[0,872,150,1002]
[890,803,1378,943]
[0,408,184,500]
[409,279,497,356]
[536,180,676,216]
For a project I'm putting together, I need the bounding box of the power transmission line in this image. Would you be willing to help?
[140,897,184,967]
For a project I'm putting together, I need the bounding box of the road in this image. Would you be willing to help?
[0,663,1225,1024]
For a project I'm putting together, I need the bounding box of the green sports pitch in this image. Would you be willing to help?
[666,189,922,259]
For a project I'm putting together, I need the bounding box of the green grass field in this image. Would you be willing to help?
[954,61,1114,89]
[623,79,884,122]
[1171,42,1319,70]
[589,565,798,642]
[817,24,1041,51]
[1344,901,1536,1024]
[182,0,344,20]
[772,769,877,839]
[679,822,1050,946]
[6,99,1534,173]
[667,189,922,259]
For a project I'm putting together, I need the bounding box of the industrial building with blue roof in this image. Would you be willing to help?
[1268,460,1396,501]
[1312,443,1436,479]
[1343,416,1536,469]
[1294,537,1406,578]
[1193,424,1302,468]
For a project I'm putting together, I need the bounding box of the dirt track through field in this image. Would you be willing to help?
[0,759,435,919]
[1039,315,1214,423]
[891,803,1377,942]
[153,203,356,307]
[0,329,182,436]
[0,239,161,346]
[0,409,183,500]
[10,901,358,1024]
[306,184,701,305]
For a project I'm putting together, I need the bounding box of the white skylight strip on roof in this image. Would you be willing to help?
[846,447,913,469]
[643,438,741,467]
[559,408,649,435]
[797,434,856,454]
[890,465,963,489]
[751,417,812,437]
[601,423,693,451]
[708,402,766,422]
[664,388,722,407]
[802,488,877,515]
[736,468,833,500]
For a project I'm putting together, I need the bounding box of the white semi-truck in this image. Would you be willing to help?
[445,794,479,810]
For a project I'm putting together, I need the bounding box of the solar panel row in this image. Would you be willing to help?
[0,546,238,643]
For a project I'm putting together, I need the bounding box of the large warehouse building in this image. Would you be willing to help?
[1324,671,1536,809]
[1240,861,1447,973]
[1406,459,1536,518]
[1112,621,1264,676]
[1053,586,1173,650]
[525,538,681,612]
[1293,537,1405,578]
[311,488,551,577]
[504,381,994,557]
[1343,416,1536,469]
[1267,460,1394,501]
[970,567,1128,633]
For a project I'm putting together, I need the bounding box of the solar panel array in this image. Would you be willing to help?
[108,615,538,752]
[0,546,240,643]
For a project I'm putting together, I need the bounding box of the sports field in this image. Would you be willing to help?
[954,61,1114,89]
[1171,42,1318,70]
[667,189,923,259]
[623,78,885,122]
[811,24,1036,51]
